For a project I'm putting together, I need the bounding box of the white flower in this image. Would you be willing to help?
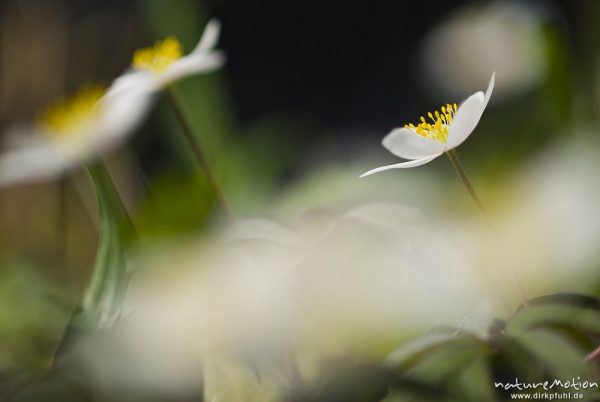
[0,20,224,187]
[106,19,225,99]
[73,204,493,397]
[0,86,151,187]
[361,73,495,177]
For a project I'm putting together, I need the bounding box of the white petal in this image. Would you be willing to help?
[159,51,225,87]
[0,143,79,187]
[192,19,221,53]
[2,126,50,150]
[224,218,303,247]
[445,91,484,149]
[382,127,445,160]
[105,71,158,100]
[483,71,496,108]
[446,72,495,149]
[95,88,155,154]
[360,154,441,177]
[0,77,156,188]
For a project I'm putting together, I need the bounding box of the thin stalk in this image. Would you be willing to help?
[95,159,137,240]
[167,89,234,223]
[58,177,69,268]
[445,149,529,307]
[446,149,489,226]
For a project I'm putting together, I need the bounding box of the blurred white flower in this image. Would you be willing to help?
[419,2,547,101]
[71,202,497,398]
[0,20,224,188]
[361,73,494,177]
[496,136,600,292]
[106,19,224,99]
[0,86,150,187]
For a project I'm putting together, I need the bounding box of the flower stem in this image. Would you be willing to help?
[445,149,529,307]
[167,89,234,223]
[445,149,489,226]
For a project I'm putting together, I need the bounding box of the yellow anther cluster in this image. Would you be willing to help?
[39,86,105,138]
[133,36,183,73]
[405,103,457,143]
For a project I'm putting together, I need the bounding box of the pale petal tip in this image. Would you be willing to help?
[206,18,222,36]
[486,71,496,100]
[195,19,222,53]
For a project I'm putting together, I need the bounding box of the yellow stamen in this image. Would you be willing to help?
[38,86,105,139]
[405,102,458,143]
[132,36,183,73]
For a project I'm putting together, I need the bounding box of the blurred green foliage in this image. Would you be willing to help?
[135,171,216,237]
[0,260,66,375]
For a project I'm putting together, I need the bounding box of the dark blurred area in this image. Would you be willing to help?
[0,0,586,135]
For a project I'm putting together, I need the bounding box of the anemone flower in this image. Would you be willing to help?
[360,72,495,177]
[106,19,224,100]
[0,86,150,187]
[0,20,225,188]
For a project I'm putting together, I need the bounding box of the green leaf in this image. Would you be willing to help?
[507,304,600,337]
[54,163,130,361]
[406,337,489,385]
[386,333,482,373]
[451,357,495,402]
[491,335,545,381]
[504,329,591,382]
[522,293,600,311]
[386,333,460,370]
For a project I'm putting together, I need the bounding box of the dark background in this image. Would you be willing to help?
[3,0,579,132]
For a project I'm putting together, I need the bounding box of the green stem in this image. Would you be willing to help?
[167,89,234,223]
[445,149,529,307]
[445,149,489,226]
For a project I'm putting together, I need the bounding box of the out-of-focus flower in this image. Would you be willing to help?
[361,73,494,177]
[0,86,150,187]
[106,19,224,99]
[495,136,600,292]
[71,202,496,399]
[419,2,547,101]
[0,20,224,188]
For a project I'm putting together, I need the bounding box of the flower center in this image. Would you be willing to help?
[405,103,457,143]
[38,86,105,139]
[132,36,183,73]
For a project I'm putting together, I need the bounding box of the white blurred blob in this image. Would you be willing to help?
[70,135,600,399]
[71,203,496,398]
[495,135,600,292]
[0,88,152,188]
[419,1,547,102]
